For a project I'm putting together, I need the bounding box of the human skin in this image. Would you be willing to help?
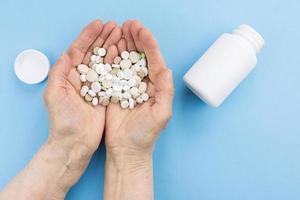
[104,20,174,200]
[0,19,173,200]
[0,19,122,200]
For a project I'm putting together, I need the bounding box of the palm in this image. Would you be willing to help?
[105,20,174,152]
[45,20,122,151]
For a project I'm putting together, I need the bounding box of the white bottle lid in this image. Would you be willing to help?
[14,49,50,84]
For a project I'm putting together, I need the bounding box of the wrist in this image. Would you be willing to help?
[106,145,153,168]
[104,149,154,200]
[43,133,94,184]
[26,134,94,199]
[106,146,152,170]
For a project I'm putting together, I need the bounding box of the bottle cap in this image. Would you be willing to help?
[14,49,50,84]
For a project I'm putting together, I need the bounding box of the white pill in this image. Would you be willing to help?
[85,94,93,102]
[111,68,120,75]
[130,87,139,97]
[98,91,106,97]
[111,93,120,103]
[77,64,89,74]
[137,70,146,79]
[102,80,113,88]
[128,78,137,87]
[136,96,143,104]
[80,85,89,97]
[133,64,140,72]
[120,59,132,69]
[94,65,101,74]
[141,93,149,101]
[80,74,87,82]
[98,75,105,82]
[14,49,50,84]
[105,73,113,80]
[120,80,128,86]
[105,63,112,72]
[95,56,103,64]
[92,97,99,106]
[91,82,101,93]
[141,66,148,76]
[120,100,129,109]
[123,85,130,92]
[112,64,120,68]
[98,48,107,57]
[98,96,103,104]
[112,84,122,92]
[92,64,97,71]
[123,68,133,80]
[121,51,130,59]
[138,82,147,93]
[106,88,113,97]
[129,98,135,109]
[138,58,146,67]
[129,51,140,63]
[114,56,122,64]
[86,69,98,82]
[112,76,120,84]
[99,68,108,76]
[91,55,97,63]
[134,75,141,84]
[88,90,96,97]
[123,92,131,99]
[93,47,100,55]
[117,70,124,79]
[102,96,110,106]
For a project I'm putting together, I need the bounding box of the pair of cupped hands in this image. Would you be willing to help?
[45,19,173,194]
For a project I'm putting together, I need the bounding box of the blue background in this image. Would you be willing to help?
[1,0,299,199]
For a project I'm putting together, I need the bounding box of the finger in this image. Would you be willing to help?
[130,20,144,52]
[103,26,122,49]
[82,21,117,65]
[138,28,166,82]
[104,45,119,64]
[67,19,103,67]
[152,69,174,121]
[103,27,122,63]
[117,38,127,54]
[122,20,136,51]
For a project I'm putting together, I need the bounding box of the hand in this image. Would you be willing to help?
[0,20,123,200]
[45,20,122,152]
[103,20,174,200]
[105,20,174,156]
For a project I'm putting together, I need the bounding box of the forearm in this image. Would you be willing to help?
[104,148,153,200]
[0,133,94,200]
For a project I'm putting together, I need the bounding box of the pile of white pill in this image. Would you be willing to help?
[77,47,149,109]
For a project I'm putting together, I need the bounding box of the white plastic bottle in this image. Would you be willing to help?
[183,24,264,107]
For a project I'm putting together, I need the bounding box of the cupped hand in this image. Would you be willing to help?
[105,20,174,156]
[44,20,122,153]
